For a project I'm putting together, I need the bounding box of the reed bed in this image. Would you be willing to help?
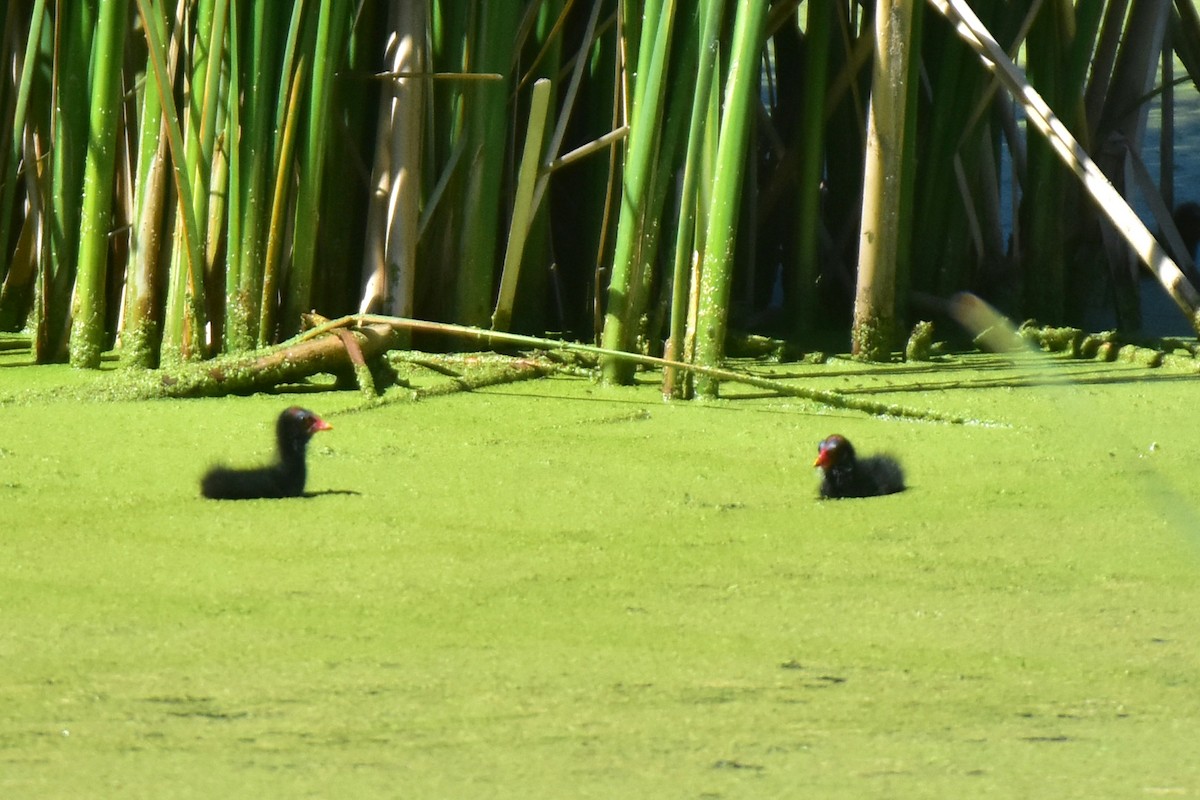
[0,1,1198,396]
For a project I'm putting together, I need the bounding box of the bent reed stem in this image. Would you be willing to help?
[295,313,975,424]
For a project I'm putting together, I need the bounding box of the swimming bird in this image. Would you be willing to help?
[813,434,904,499]
[201,407,332,499]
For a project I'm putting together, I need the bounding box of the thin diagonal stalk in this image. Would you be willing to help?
[492,77,552,331]
[259,55,307,346]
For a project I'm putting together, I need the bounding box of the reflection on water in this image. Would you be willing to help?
[1048,74,1200,336]
[1142,78,1200,209]
[996,64,1200,336]
[1136,77,1200,336]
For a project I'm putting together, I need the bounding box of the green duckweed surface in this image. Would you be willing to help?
[2,347,1199,798]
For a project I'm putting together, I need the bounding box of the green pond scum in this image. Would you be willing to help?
[1,347,1199,798]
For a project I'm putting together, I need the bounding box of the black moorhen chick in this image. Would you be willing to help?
[201,407,332,500]
[813,434,904,499]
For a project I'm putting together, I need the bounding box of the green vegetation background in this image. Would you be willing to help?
[2,349,1198,797]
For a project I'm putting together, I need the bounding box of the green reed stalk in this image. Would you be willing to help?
[36,3,94,361]
[280,0,349,338]
[222,4,247,351]
[137,0,206,362]
[693,0,768,397]
[259,55,306,347]
[538,0,612,340]
[69,0,130,368]
[191,0,227,257]
[202,3,231,342]
[663,0,725,399]
[0,1,48,331]
[790,0,833,331]
[160,0,226,360]
[1021,0,1071,324]
[505,0,566,334]
[120,42,170,369]
[599,0,675,384]
[227,5,275,350]
[256,2,306,346]
[904,1,1013,307]
[0,1,45,293]
[454,4,518,327]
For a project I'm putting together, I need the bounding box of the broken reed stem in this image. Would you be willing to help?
[296,313,974,424]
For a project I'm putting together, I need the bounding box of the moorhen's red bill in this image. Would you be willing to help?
[813,434,904,499]
[201,407,332,500]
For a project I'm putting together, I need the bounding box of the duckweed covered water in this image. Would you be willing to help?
[1,348,1198,797]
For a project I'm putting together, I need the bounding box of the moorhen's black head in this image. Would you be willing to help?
[813,434,855,470]
[277,406,333,459]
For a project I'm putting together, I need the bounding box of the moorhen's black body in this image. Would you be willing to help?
[200,407,332,499]
[813,434,904,499]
